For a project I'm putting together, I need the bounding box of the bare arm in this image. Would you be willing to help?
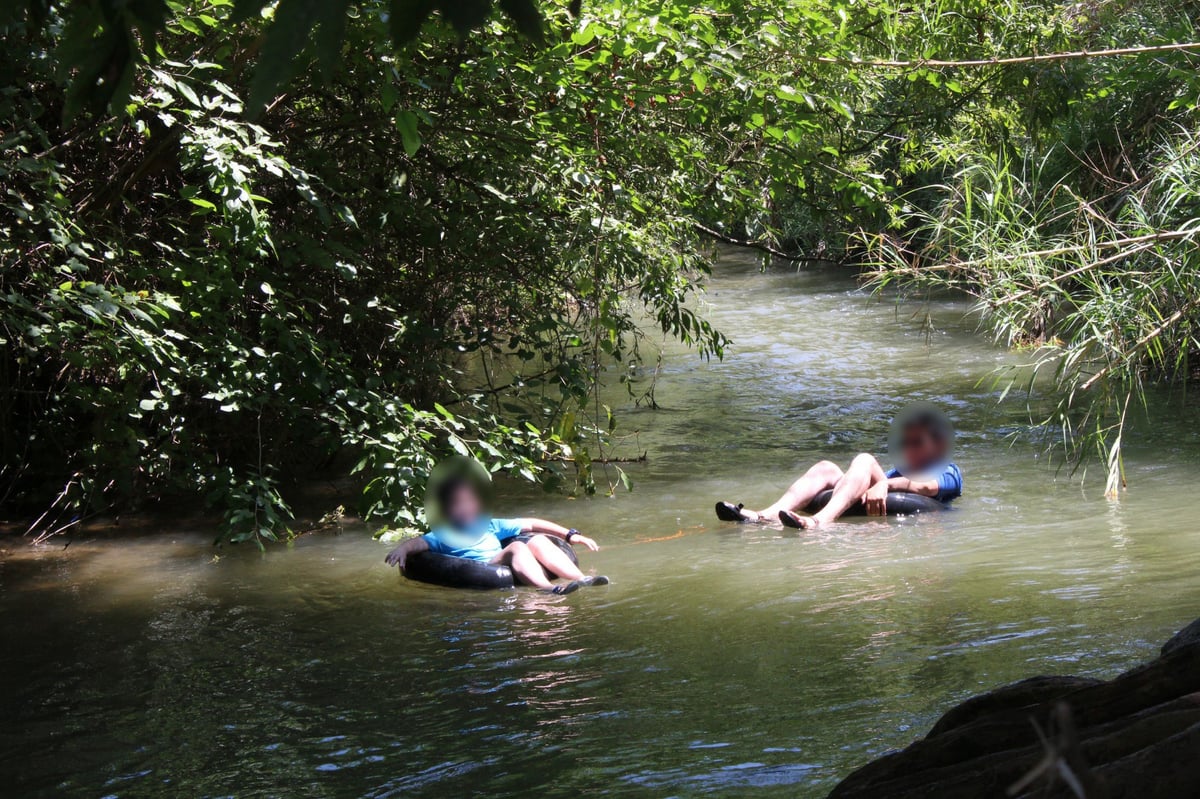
[515,517,570,537]
[862,457,891,516]
[886,475,941,497]
[513,518,600,551]
[384,536,429,569]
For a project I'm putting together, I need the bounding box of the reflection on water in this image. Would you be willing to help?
[4,249,1200,798]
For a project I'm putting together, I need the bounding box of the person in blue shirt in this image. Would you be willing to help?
[384,476,609,594]
[715,409,962,529]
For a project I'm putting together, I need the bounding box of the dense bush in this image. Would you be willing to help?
[0,1,784,541]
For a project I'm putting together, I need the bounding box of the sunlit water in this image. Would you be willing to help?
[4,250,1200,798]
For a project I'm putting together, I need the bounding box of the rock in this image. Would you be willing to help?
[828,620,1200,799]
[927,675,1103,738]
[1161,617,1200,656]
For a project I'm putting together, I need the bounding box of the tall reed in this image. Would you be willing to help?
[867,136,1200,495]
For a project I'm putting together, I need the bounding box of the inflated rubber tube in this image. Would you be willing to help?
[402,534,579,590]
[805,489,946,516]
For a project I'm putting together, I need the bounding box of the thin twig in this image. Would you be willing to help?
[899,227,1200,274]
[999,241,1157,302]
[817,41,1200,69]
[31,514,88,546]
[1081,301,1200,390]
[544,453,648,464]
[692,222,838,263]
[24,476,77,538]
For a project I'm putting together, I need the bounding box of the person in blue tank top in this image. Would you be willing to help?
[384,476,610,595]
[715,406,962,529]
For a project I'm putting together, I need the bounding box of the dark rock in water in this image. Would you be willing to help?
[829,620,1200,799]
[1161,617,1200,656]
[925,675,1104,739]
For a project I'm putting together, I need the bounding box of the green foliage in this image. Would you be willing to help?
[862,0,1200,494]
[8,0,1200,534]
[5,0,795,540]
[11,0,546,118]
[210,466,294,548]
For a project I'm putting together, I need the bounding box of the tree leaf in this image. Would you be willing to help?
[175,79,201,107]
[437,0,491,36]
[231,0,268,23]
[498,0,542,41]
[396,109,421,155]
[247,0,352,116]
[388,0,437,44]
[312,0,350,76]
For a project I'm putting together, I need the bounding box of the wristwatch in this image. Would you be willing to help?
[566,529,580,543]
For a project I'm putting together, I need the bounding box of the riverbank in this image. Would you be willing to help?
[0,471,366,546]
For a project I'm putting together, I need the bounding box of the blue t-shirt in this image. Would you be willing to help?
[886,462,963,503]
[422,517,525,562]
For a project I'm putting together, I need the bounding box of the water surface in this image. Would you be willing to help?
[4,249,1200,798]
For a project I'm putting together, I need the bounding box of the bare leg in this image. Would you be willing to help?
[748,460,845,519]
[527,535,585,581]
[808,453,887,526]
[491,540,554,589]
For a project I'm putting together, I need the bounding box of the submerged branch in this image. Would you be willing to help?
[545,453,648,464]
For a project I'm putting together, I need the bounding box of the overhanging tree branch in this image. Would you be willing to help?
[816,41,1200,69]
[692,222,839,264]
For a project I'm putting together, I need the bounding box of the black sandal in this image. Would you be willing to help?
[779,510,814,530]
[715,501,753,522]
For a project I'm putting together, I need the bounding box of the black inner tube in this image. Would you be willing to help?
[402,533,579,590]
[805,489,946,516]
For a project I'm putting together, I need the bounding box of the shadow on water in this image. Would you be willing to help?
[4,249,1200,797]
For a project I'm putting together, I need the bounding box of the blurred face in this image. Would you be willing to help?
[901,421,947,473]
[444,483,484,528]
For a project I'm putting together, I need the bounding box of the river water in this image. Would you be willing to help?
[4,249,1200,798]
